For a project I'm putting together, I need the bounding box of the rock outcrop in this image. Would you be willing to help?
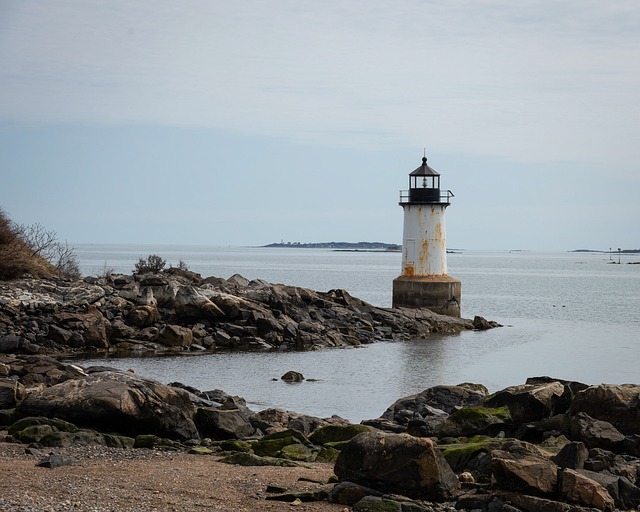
[3,353,639,511]
[0,271,498,356]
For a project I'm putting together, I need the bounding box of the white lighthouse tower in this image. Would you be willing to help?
[392,155,461,317]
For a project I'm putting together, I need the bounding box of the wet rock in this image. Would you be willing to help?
[473,315,495,330]
[281,370,304,382]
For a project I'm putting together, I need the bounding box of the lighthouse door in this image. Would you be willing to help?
[404,239,415,276]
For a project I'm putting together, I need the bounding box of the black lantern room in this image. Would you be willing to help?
[408,156,441,203]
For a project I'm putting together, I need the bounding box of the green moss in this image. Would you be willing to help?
[189,446,214,455]
[279,443,315,461]
[9,416,78,435]
[219,452,309,468]
[315,446,340,463]
[253,436,304,457]
[449,406,511,423]
[324,440,351,451]
[438,406,512,437]
[439,436,510,473]
[133,434,183,450]
[352,496,402,512]
[261,429,312,446]
[103,434,135,449]
[13,424,57,443]
[309,424,370,445]
[217,439,252,453]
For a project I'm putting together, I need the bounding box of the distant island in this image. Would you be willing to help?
[264,241,401,251]
[570,249,640,254]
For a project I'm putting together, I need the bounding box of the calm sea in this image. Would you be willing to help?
[75,245,640,423]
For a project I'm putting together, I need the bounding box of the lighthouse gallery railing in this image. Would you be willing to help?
[399,190,454,204]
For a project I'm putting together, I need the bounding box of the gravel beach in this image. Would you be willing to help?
[0,442,348,512]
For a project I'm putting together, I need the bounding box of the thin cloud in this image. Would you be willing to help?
[0,1,639,175]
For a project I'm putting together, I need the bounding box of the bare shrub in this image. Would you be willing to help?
[0,208,80,280]
[100,261,115,279]
[174,259,189,271]
[134,254,167,274]
[52,241,81,279]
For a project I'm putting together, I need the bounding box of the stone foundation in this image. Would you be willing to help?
[392,275,461,317]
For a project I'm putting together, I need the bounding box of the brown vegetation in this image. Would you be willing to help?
[0,208,80,280]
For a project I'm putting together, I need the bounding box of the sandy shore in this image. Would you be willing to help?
[0,442,348,512]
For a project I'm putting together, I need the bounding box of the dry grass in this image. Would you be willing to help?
[0,208,62,280]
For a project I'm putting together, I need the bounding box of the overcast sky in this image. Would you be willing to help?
[1,1,638,250]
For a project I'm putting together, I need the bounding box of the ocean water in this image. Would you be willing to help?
[75,245,640,422]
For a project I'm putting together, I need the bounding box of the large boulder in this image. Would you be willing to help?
[490,440,559,496]
[194,406,255,440]
[485,380,566,426]
[334,430,459,501]
[381,384,487,427]
[251,408,345,436]
[437,405,512,438]
[570,384,640,436]
[205,291,258,320]
[157,324,193,348]
[15,370,198,440]
[173,286,225,320]
[560,468,615,511]
[53,308,111,349]
[0,378,25,408]
[2,354,87,387]
[569,412,626,452]
[126,305,160,328]
[551,441,589,470]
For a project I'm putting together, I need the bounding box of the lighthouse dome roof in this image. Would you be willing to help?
[410,156,440,176]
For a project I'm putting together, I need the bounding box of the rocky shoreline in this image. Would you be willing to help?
[2,352,640,511]
[0,270,497,357]
[2,273,639,511]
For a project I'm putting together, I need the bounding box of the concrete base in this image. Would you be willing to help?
[392,275,461,317]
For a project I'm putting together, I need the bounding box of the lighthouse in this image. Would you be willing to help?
[392,155,462,317]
